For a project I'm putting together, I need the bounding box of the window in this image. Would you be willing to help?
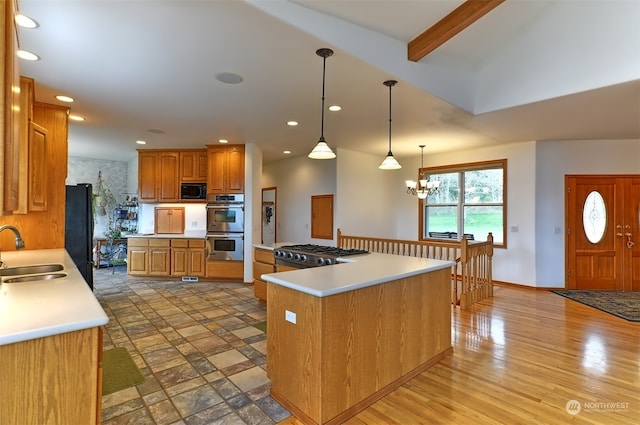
[420,159,506,247]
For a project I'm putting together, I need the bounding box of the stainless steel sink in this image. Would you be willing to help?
[0,264,64,276]
[2,273,68,283]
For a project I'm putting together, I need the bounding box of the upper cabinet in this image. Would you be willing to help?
[138,150,180,203]
[138,146,244,202]
[1,0,20,214]
[180,150,207,182]
[158,151,179,201]
[207,145,244,194]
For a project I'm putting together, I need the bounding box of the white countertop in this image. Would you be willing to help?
[0,249,109,346]
[127,231,207,239]
[261,252,455,297]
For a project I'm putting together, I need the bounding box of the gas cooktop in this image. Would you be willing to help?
[274,244,369,268]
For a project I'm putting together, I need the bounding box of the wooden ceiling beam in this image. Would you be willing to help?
[408,0,505,62]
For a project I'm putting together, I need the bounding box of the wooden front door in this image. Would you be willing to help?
[566,175,640,290]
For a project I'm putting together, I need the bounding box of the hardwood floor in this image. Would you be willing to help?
[278,285,639,425]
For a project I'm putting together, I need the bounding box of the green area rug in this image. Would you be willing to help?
[253,321,267,334]
[102,347,145,396]
[552,290,640,322]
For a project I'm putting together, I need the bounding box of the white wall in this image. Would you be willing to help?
[535,139,640,287]
[336,148,400,239]
[262,154,336,244]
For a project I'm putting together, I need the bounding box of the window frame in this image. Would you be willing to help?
[418,159,507,248]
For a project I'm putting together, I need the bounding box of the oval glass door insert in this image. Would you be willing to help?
[583,191,606,243]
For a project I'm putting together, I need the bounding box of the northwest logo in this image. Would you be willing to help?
[566,400,582,415]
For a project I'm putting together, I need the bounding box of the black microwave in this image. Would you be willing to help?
[180,182,207,200]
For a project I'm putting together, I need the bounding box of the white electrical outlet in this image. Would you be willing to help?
[191,221,198,227]
[285,310,297,324]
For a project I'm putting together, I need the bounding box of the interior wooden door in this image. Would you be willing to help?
[626,177,640,290]
[566,175,640,290]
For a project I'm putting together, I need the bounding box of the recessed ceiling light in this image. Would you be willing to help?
[287,121,298,126]
[328,105,341,111]
[283,150,291,155]
[68,115,85,121]
[216,72,244,84]
[219,139,228,144]
[15,14,38,29]
[17,49,40,61]
[56,95,74,103]
[136,140,147,145]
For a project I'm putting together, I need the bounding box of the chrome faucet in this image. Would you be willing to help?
[0,225,25,268]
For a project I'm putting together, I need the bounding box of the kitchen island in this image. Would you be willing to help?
[261,253,455,425]
[0,249,108,424]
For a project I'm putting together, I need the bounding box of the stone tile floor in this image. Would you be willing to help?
[94,267,291,425]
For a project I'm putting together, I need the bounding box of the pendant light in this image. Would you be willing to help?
[308,48,336,159]
[379,80,401,170]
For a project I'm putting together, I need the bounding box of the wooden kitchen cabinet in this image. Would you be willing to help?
[171,239,206,277]
[27,121,48,211]
[1,0,20,215]
[137,150,180,202]
[206,260,243,280]
[127,238,171,276]
[127,238,149,275]
[206,145,245,194]
[253,247,275,302]
[180,149,208,182]
[149,239,171,276]
[0,326,103,424]
[155,207,185,234]
[158,151,180,201]
[138,151,158,202]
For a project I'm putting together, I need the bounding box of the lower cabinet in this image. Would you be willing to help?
[253,247,275,301]
[206,260,243,280]
[127,237,204,277]
[0,327,103,424]
[128,238,150,275]
[171,239,206,277]
[149,239,171,276]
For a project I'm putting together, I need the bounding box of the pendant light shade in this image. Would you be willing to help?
[379,80,401,170]
[309,48,336,160]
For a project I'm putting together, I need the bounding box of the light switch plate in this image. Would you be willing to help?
[285,310,297,324]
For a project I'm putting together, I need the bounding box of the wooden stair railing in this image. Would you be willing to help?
[337,229,494,309]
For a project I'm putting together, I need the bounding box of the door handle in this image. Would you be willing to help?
[625,233,634,249]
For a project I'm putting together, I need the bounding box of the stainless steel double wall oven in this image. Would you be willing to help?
[206,194,244,261]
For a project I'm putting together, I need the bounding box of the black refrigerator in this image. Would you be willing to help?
[65,184,94,289]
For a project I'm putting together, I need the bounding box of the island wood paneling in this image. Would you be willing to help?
[267,267,452,425]
[0,327,101,424]
[0,101,68,252]
[278,285,640,425]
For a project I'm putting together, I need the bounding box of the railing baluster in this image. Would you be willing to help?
[336,229,493,309]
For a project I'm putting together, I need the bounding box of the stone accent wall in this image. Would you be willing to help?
[67,157,131,238]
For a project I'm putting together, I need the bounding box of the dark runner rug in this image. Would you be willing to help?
[552,290,640,322]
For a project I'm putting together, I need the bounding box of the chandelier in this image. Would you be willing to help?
[406,145,440,199]
[308,48,336,159]
[379,80,401,170]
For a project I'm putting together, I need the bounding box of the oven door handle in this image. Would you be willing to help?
[206,233,244,239]
[206,205,244,210]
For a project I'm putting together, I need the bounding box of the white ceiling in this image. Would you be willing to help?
[16,0,640,164]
